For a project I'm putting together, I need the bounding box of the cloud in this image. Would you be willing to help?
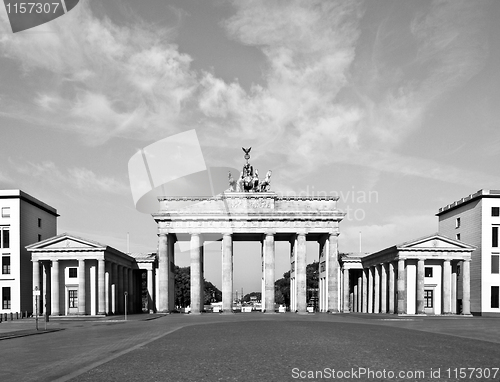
[0,0,493,187]
[12,160,128,194]
[0,1,197,144]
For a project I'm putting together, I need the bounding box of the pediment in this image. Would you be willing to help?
[27,233,105,250]
[398,234,474,250]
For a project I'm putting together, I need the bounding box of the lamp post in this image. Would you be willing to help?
[124,291,128,321]
[33,286,40,330]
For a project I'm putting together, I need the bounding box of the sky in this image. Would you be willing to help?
[1,0,499,295]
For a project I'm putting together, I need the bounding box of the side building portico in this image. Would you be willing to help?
[26,233,150,316]
[340,234,475,315]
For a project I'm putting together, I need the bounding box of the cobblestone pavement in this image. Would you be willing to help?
[1,313,499,381]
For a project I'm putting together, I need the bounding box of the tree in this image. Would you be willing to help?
[174,266,222,308]
[274,270,290,305]
[273,261,323,307]
[175,266,191,308]
[204,280,222,305]
[243,291,262,302]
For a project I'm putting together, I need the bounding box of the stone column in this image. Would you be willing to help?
[105,265,110,315]
[168,237,176,312]
[397,259,406,315]
[33,259,40,315]
[357,274,362,312]
[51,260,60,316]
[380,264,387,314]
[327,233,340,313]
[222,234,233,313]
[368,267,374,313]
[190,233,203,314]
[451,263,457,314]
[147,268,154,313]
[264,232,276,313]
[111,263,117,314]
[374,265,381,313]
[78,259,86,315]
[388,262,395,314]
[362,269,368,313]
[158,233,169,313]
[290,237,297,312]
[343,268,350,312]
[98,259,106,315]
[353,285,358,312]
[416,259,425,314]
[462,260,471,315]
[41,262,48,315]
[442,260,451,315]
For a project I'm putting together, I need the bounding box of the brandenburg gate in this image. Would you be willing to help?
[152,148,345,314]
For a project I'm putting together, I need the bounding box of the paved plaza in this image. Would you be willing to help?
[1,313,500,381]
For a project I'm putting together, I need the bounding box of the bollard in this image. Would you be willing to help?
[16,312,18,320]
[0,313,2,323]
[10,312,13,321]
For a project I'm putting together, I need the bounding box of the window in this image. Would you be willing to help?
[425,267,433,277]
[2,256,10,275]
[37,218,42,228]
[1,227,9,249]
[493,207,500,217]
[69,268,77,278]
[493,227,499,248]
[37,234,41,242]
[69,290,78,308]
[493,255,500,274]
[492,286,500,309]
[1,207,10,218]
[424,290,433,308]
[2,287,11,309]
[456,233,461,241]
[456,217,461,228]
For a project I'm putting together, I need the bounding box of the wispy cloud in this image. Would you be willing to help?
[0,0,493,188]
[12,159,128,194]
[0,1,196,144]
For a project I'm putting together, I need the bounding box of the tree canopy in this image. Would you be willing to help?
[174,266,222,307]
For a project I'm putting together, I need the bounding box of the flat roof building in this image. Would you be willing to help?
[0,190,58,314]
[437,190,500,316]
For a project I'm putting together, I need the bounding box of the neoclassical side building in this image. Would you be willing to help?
[26,234,156,316]
[340,234,475,315]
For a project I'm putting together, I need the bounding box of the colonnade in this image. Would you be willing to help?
[157,231,341,314]
[32,258,141,316]
[343,258,471,315]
